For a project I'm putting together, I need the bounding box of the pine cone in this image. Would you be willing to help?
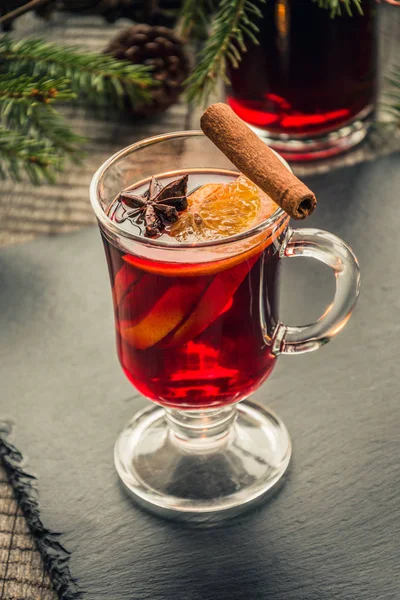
[105,25,190,115]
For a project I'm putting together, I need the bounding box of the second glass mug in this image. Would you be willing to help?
[227,0,377,160]
[90,131,360,522]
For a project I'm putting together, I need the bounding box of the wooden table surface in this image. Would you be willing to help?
[0,7,399,599]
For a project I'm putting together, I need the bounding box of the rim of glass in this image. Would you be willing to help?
[90,130,289,249]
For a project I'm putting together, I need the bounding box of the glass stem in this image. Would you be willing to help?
[165,405,238,449]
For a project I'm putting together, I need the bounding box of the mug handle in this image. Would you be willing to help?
[272,227,361,355]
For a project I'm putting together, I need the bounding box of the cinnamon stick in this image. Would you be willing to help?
[200,103,317,220]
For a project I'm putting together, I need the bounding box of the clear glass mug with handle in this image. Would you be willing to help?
[90,131,360,522]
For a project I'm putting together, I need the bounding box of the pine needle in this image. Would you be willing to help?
[0,73,84,150]
[185,0,265,104]
[0,73,75,103]
[178,0,216,39]
[0,73,84,182]
[0,36,155,109]
[313,0,363,17]
[384,66,400,123]
[0,37,157,183]
[0,126,63,184]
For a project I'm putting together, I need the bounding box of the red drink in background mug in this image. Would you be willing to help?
[227,0,378,160]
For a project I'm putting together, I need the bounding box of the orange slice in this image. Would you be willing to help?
[168,175,278,242]
[122,217,287,278]
[116,273,171,324]
[122,175,288,278]
[161,254,259,348]
[118,277,212,350]
[113,263,142,307]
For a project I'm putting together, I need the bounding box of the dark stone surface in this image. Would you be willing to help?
[1,153,400,600]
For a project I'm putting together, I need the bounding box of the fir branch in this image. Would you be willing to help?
[179,0,216,40]
[186,0,265,104]
[24,103,85,152]
[0,126,64,184]
[0,37,157,184]
[0,74,85,152]
[0,73,75,103]
[0,36,155,109]
[313,0,363,17]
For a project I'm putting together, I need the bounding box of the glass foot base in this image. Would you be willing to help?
[114,399,291,523]
[250,108,373,162]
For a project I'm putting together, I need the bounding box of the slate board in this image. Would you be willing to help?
[1,153,400,600]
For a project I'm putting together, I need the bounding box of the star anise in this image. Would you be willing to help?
[116,174,189,237]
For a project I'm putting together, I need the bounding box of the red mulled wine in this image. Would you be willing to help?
[102,171,287,409]
[227,0,377,152]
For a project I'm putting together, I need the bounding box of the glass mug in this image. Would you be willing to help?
[90,132,360,521]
